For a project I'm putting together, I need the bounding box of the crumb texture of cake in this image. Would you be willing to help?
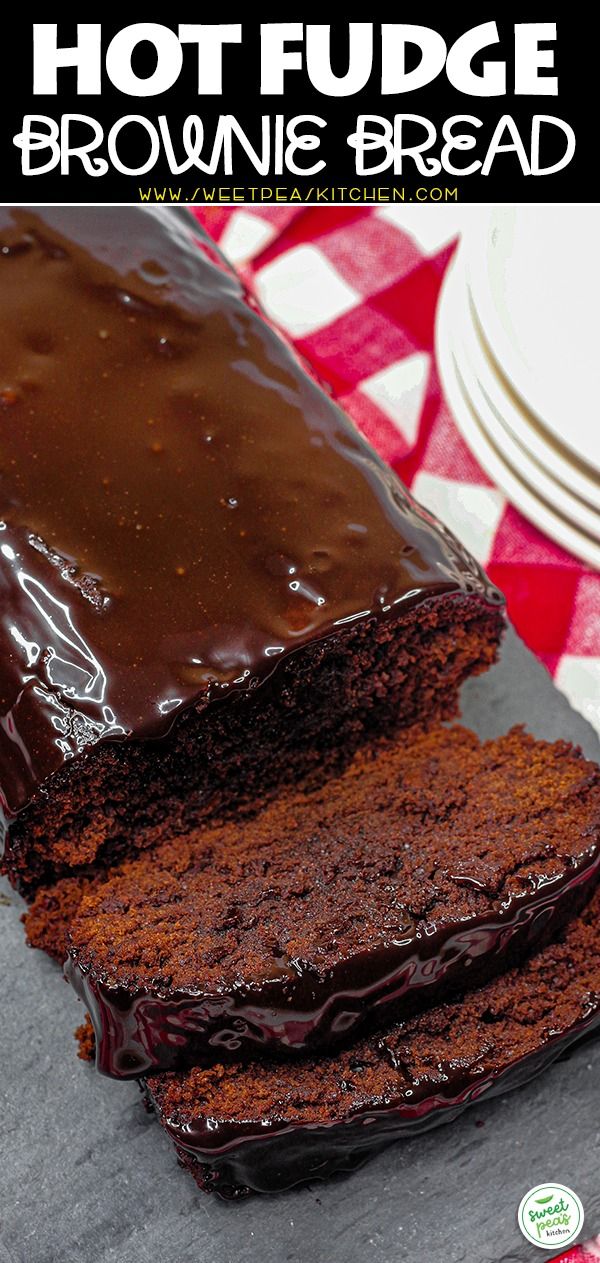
[25,725,600,1076]
[4,600,502,892]
[145,886,600,1198]
[0,205,503,889]
[75,1015,96,1064]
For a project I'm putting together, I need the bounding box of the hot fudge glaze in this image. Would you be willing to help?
[0,207,501,823]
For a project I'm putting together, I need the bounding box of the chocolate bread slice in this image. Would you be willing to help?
[0,206,503,891]
[26,726,600,1077]
[144,884,600,1198]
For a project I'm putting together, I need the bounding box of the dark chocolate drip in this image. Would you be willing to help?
[0,207,501,821]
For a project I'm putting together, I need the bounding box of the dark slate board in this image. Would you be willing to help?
[1,627,599,1263]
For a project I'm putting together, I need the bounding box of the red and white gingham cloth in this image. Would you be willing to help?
[553,1239,600,1261]
[194,205,600,738]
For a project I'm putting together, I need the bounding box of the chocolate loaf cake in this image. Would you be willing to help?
[0,207,503,892]
[26,726,600,1077]
[144,884,600,1198]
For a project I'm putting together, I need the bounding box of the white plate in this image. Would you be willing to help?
[465,207,600,475]
[446,256,600,536]
[436,263,600,571]
[450,250,600,512]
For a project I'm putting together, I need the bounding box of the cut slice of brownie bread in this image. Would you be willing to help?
[0,206,503,892]
[26,726,600,1077]
[144,884,600,1198]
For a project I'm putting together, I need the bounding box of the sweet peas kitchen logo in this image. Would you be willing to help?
[518,1184,584,1250]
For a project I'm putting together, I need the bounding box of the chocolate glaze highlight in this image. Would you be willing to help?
[0,206,501,829]
[66,853,600,1078]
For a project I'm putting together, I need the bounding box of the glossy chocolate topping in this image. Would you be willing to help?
[0,206,500,820]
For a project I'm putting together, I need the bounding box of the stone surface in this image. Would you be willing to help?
[0,627,598,1263]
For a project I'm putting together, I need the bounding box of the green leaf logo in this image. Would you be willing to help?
[518,1183,584,1249]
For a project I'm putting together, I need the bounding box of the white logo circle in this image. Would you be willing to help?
[518,1183,584,1250]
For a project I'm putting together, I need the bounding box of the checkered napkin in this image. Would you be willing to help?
[194,205,600,738]
[552,1239,600,1261]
